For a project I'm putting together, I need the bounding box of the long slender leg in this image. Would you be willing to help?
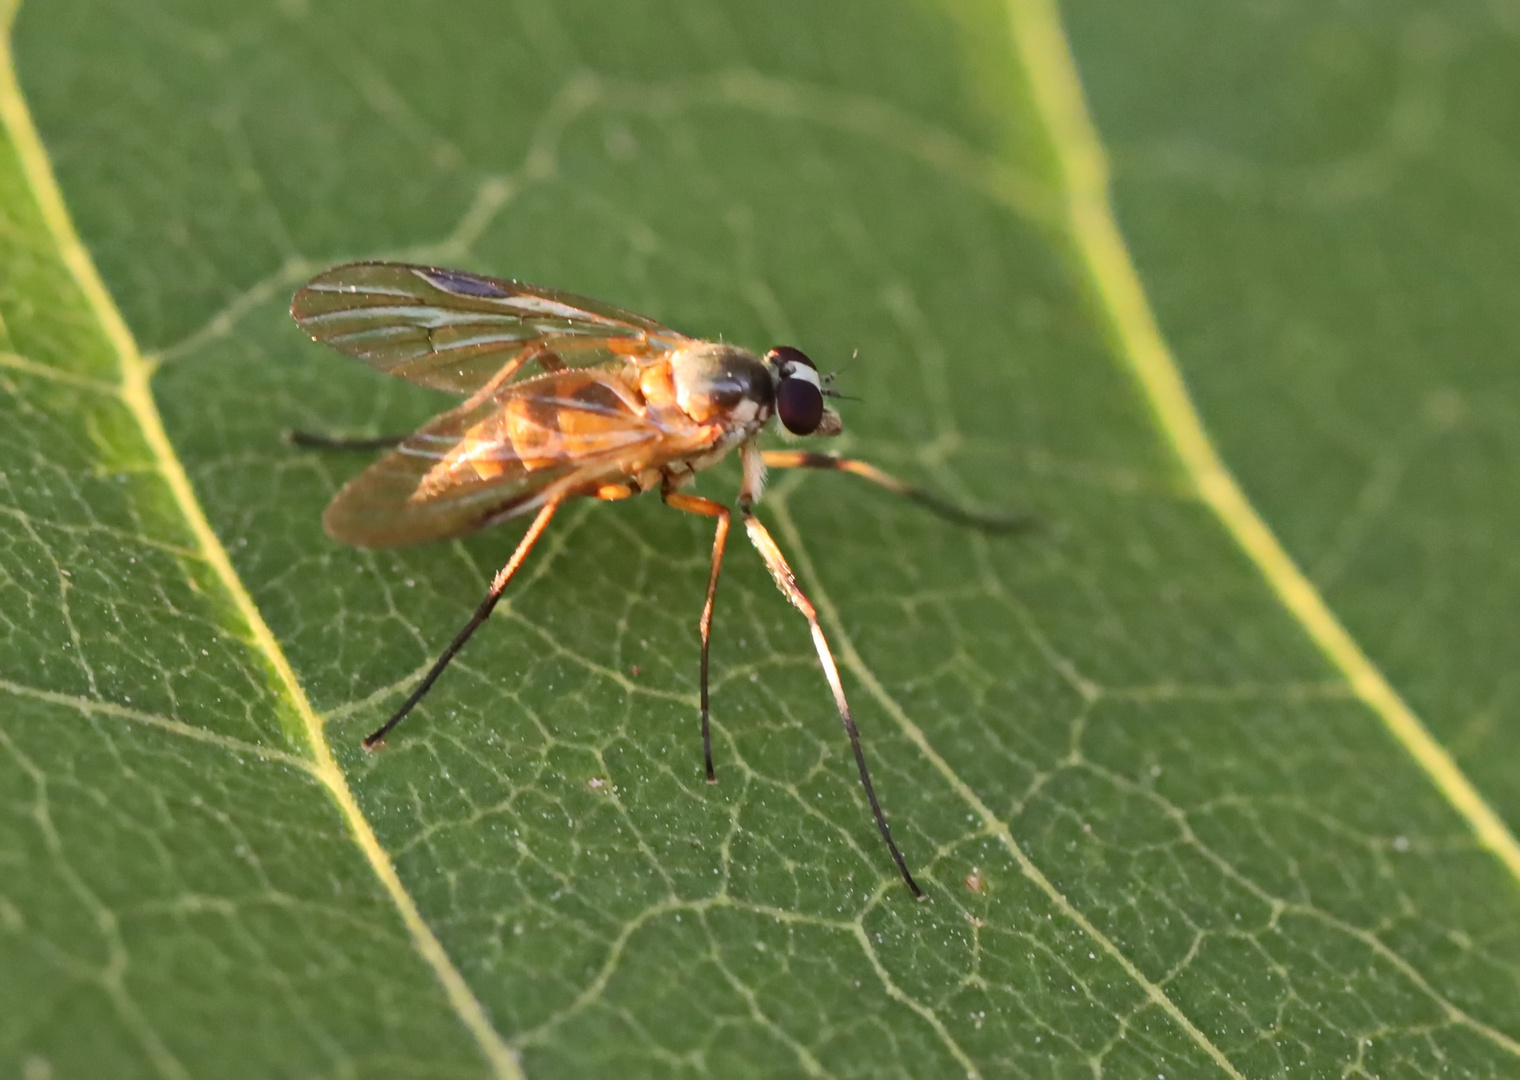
[741,509,923,898]
[662,490,731,784]
[285,430,405,451]
[762,450,1033,533]
[363,499,561,748]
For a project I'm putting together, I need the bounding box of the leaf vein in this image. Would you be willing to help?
[0,678,313,769]
[0,16,525,1077]
[1006,0,1520,947]
[766,495,1247,1078]
[1007,0,1520,1060]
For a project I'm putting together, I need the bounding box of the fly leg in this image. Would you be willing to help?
[761,450,1033,533]
[363,499,561,748]
[662,488,731,784]
[285,431,404,451]
[740,506,923,898]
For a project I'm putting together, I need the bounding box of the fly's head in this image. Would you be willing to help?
[763,346,842,438]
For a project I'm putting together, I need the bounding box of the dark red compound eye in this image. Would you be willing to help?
[765,346,825,434]
[777,375,824,434]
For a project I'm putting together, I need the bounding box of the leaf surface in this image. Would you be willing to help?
[4,0,1520,1077]
[1067,0,1520,835]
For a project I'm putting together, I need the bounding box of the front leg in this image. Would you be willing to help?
[738,440,767,511]
[761,450,1032,532]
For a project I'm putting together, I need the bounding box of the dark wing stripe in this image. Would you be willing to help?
[417,266,511,298]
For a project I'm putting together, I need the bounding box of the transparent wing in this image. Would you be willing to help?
[291,261,690,393]
[323,368,682,548]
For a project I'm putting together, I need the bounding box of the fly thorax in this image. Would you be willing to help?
[668,343,773,431]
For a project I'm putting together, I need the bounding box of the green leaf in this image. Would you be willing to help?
[1066,0,1520,841]
[4,0,1519,1077]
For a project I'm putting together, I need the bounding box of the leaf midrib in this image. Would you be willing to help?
[0,8,523,1077]
[1002,0,1520,889]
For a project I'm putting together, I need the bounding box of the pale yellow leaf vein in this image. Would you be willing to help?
[1004,0,1520,889]
[0,13,523,1078]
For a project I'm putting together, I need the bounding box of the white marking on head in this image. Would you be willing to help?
[785,364,821,389]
